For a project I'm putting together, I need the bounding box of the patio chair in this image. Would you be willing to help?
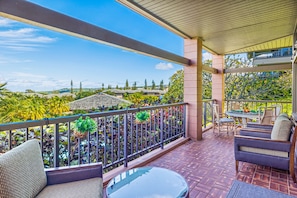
[247,107,274,127]
[271,105,282,123]
[234,115,297,183]
[230,102,241,110]
[213,104,235,134]
[0,139,103,198]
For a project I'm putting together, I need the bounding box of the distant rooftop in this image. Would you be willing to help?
[69,93,132,110]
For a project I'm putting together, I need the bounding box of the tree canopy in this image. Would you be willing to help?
[162,70,184,103]
[0,54,292,123]
[0,89,72,123]
[161,55,292,103]
[225,55,291,100]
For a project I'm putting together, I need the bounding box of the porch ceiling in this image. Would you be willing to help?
[118,0,297,55]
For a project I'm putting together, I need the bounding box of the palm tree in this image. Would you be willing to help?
[132,82,137,90]
[0,93,26,123]
[47,96,70,117]
[144,79,147,89]
[0,82,8,96]
[80,82,82,93]
[0,96,21,123]
[22,96,46,120]
[125,92,144,107]
[71,80,73,93]
[159,80,164,90]
[125,79,129,90]
[151,80,156,90]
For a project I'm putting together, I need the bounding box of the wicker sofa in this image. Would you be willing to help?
[0,139,103,198]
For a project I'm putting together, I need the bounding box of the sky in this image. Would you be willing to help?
[0,0,211,92]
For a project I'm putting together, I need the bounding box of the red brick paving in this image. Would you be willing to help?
[148,130,297,197]
[104,130,297,197]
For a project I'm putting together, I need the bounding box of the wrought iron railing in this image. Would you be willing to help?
[3,99,289,172]
[0,103,187,172]
[225,99,292,115]
[202,99,215,128]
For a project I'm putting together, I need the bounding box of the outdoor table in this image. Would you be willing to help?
[226,110,259,127]
[106,166,189,198]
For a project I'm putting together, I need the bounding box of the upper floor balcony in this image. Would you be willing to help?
[252,48,293,66]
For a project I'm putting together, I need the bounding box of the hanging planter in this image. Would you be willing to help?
[73,116,97,138]
[135,111,150,124]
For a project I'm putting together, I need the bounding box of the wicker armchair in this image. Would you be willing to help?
[0,139,103,198]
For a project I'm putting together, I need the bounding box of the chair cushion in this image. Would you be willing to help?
[271,116,293,141]
[0,139,47,198]
[219,118,234,123]
[278,113,289,118]
[36,178,103,198]
[240,146,289,157]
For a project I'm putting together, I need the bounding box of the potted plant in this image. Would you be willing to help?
[73,116,97,138]
[135,111,150,124]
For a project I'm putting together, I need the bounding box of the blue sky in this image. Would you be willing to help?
[0,0,210,92]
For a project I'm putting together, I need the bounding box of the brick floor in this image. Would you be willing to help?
[148,130,297,197]
[104,129,297,197]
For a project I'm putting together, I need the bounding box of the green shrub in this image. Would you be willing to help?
[135,111,150,123]
[74,116,97,134]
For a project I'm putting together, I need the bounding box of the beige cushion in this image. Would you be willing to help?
[0,139,47,198]
[36,178,103,198]
[240,146,289,157]
[271,116,292,141]
[278,113,289,118]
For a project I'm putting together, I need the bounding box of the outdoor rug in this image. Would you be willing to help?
[226,180,294,198]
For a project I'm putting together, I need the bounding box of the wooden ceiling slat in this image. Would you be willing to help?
[121,0,297,54]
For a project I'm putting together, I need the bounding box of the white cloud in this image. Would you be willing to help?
[0,28,37,38]
[0,28,57,43]
[6,45,37,51]
[1,72,102,92]
[0,18,15,27]
[0,40,43,51]
[12,72,47,79]
[0,56,32,64]
[78,81,94,87]
[155,62,174,70]
[203,52,212,61]
[22,36,57,43]
[5,76,67,91]
[0,26,57,52]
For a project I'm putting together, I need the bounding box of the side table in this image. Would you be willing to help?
[106,166,189,198]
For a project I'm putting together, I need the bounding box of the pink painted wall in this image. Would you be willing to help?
[184,39,203,140]
[212,55,225,112]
